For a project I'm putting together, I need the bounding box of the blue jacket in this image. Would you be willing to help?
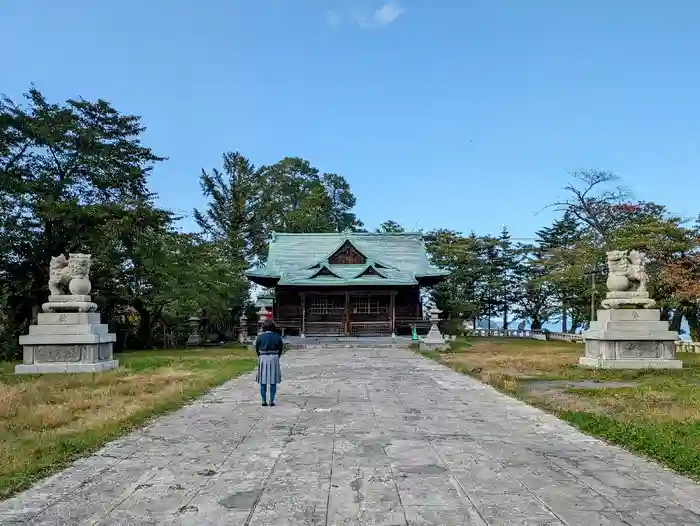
[255,331,284,356]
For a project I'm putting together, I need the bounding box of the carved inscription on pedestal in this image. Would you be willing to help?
[616,342,654,359]
[58,314,68,324]
[34,344,83,362]
[98,343,111,360]
[585,340,601,358]
[657,341,675,359]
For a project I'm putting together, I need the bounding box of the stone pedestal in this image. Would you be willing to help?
[16,311,118,374]
[580,309,682,369]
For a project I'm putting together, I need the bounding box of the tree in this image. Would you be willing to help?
[423,230,483,323]
[210,156,364,261]
[659,252,700,341]
[194,151,262,267]
[494,226,523,330]
[534,213,590,331]
[375,220,405,233]
[655,217,700,340]
[543,170,700,335]
[477,237,502,330]
[0,86,169,356]
[155,236,250,323]
[255,157,361,237]
[512,245,556,330]
[322,173,364,232]
[548,169,629,244]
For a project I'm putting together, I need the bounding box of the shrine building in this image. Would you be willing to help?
[245,232,449,337]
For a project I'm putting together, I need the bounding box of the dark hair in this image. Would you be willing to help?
[261,319,276,332]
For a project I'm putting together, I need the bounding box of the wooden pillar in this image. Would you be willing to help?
[301,292,306,338]
[344,291,351,335]
[390,291,396,337]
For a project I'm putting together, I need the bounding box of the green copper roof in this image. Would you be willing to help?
[255,297,274,308]
[246,232,449,287]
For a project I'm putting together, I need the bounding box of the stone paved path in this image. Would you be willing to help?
[3,348,700,525]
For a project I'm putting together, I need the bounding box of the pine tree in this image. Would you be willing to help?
[535,213,586,332]
[193,151,261,267]
[477,236,502,330]
[495,226,523,330]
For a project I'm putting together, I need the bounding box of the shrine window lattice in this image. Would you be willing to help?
[352,296,386,315]
[309,295,344,314]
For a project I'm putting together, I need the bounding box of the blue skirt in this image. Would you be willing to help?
[256,354,281,385]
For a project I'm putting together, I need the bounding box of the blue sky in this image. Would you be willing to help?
[3,0,699,239]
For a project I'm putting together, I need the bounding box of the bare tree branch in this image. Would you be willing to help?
[543,169,629,242]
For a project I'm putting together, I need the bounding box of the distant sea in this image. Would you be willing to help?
[475,319,692,341]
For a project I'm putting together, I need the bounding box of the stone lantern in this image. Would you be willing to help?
[239,313,248,343]
[257,307,269,332]
[420,307,447,351]
[186,316,202,346]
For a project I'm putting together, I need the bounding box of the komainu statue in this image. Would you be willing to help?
[48,253,92,296]
[602,249,655,309]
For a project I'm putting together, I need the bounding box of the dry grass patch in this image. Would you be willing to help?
[437,338,700,422]
[443,338,595,380]
[0,346,256,499]
[422,338,700,479]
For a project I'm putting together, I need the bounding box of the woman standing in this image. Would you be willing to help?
[255,319,284,406]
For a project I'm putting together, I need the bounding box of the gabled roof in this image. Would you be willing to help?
[246,232,449,287]
[352,263,387,279]
[254,296,273,308]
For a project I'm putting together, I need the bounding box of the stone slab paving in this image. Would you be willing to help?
[2,348,700,525]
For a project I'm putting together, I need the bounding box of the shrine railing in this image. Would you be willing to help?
[676,341,700,353]
[350,321,392,337]
[305,322,345,337]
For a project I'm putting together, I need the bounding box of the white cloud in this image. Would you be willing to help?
[351,10,370,28]
[328,2,405,29]
[373,3,405,26]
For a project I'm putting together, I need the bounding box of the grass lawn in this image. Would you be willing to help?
[421,338,700,480]
[0,346,256,499]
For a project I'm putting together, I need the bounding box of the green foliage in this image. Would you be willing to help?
[560,412,700,479]
[256,157,363,240]
[512,245,557,331]
[424,229,528,329]
[491,227,523,329]
[2,83,699,357]
[375,220,405,233]
[195,154,363,264]
[424,171,700,336]
[193,151,262,265]
[442,318,466,336]
[0,87,367,356]
[424,230,484,321]
[0,87,170,356]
